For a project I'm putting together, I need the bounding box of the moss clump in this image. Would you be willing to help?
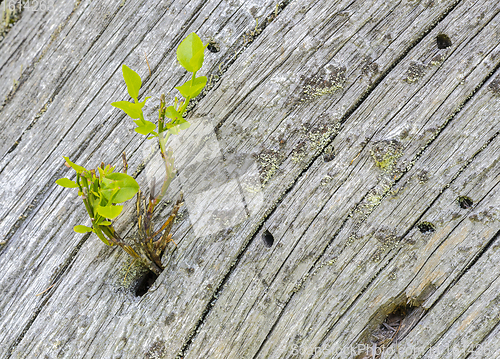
[117,258,150,290]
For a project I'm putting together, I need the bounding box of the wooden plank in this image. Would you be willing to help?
[1,0,499,358]
[0,0,468,358]
[381,229,500,358]
[0,0,279,356]
[467,322,500,359]
[184,0,500,357]
[0,1,76,112]
[0,0,108,155]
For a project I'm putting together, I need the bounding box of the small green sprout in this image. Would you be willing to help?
[56,157,139,246]
[56,32,208,275]
[111,32,207,141]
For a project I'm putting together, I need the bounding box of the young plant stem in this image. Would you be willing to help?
[57,33,207,278]
[155,133,174,206]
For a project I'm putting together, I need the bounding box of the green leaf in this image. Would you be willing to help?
[133,96,151,113]
[165,117,185,129]
[97,204,123,219]
[139,96,151,105]
[177,33,206,73]
[133,119,156,135]
[97,166,105,180]
[63,156,86,173]
[175,76,207,98]
[105,187,121,204]
[165,105,182,120]
[122,64,142,100]
[102,164,114,176]
[111,101,143,119]
[56,178,78,188]
[101,172,139,203]
[111,96,150,119]
[100,221,112,226]
[74,225,93,233]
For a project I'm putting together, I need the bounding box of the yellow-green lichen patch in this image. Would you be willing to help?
[388,269,397,280]
[0,1,22,42]
[173,208,185,223]
[370,139,403,174]
[256,149,281,186]
[404,61,426,83]
[308,123,338,152]
[117,257,150,290]
[352,176,394,231]
[346,233,360,246]
[367,192,384,206]
[430,53,445,66]
[300,65,346,102]
[320,173,334,186]
[291,141,307,163]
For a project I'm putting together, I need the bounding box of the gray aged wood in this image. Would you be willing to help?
[0,0,499,358]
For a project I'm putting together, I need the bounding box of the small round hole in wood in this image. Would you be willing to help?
[134,270,158,297]
[207,42,220,53]
[436,34,452,49]
[262,230,274,248]
[458,196,473,209]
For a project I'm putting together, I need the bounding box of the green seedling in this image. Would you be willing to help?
[56,157,139,246]
[57,32,208,275]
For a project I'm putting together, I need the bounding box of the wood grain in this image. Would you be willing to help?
[0,0,499,358]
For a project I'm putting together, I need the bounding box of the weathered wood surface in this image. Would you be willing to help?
[1,0,499,358]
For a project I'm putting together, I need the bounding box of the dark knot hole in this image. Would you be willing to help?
[262,230,274,248]
[134,270,158,297]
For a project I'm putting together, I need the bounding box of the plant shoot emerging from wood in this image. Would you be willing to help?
[56,33,208,275]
